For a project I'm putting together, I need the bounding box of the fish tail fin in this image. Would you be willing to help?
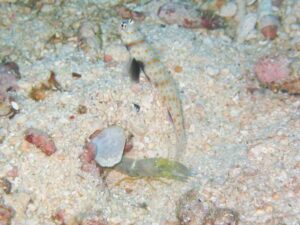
[175,129,187,160]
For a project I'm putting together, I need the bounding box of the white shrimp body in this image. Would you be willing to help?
[119,19,187,158]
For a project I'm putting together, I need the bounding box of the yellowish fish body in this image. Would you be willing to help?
[119,19,186,158]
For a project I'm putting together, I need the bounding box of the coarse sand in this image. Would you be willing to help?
[0,0,299,224]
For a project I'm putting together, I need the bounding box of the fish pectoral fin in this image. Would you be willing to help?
[129,58,141,83]
[129,58,152,83]
[137,60,151,82]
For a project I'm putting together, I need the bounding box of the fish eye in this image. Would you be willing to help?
[121,21,127,29]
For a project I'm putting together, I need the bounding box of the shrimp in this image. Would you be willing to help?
[113,157,192,182]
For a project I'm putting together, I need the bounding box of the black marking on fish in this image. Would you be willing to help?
[133,103,140,112]
[129,58,142,83]
[129,58,146,83]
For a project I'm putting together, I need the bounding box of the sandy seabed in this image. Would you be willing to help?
[0,0,299,224]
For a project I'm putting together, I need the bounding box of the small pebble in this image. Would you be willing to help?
[219,1,237,17]
[10,101,19,111]
[237,13,257,42]
[78,21,102,61]
[206,66,220,76]
[90,126,126,167]
[259,15,279,40]
[0,102,12,117]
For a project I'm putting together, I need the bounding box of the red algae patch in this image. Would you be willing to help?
[103,54,113,63]
[24,128,57,156]
[0,203,14,224]
[254,55,291,84]
[79,141,102,175]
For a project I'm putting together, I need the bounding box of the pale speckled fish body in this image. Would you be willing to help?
[119,19,186,158]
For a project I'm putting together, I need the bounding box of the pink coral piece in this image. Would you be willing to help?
[254,55,291,84]
[103,54,113,63]
[79,142,101,175]
[25,128,57,156]
[0,203,14,225]
[6,166,18,178]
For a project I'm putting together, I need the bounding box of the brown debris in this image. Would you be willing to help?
[200,10,225,30]
[29,71,63,101]
[88,129,102,140]
[116,6,145,21]
[265,78,300,95]
[0,177,12,194]
[48,71,63,91]
[47,33,67,45]
[29,85,47,101]
[0,203,14,225]
[77,105,87,114]
[174,65,183,73]
[24,128,57,156]
[278,78,300,94]
[72,72,82,79]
